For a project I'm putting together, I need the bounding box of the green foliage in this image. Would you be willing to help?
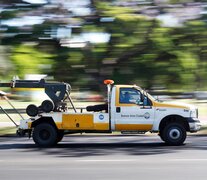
[2,0,207,92]
[97,2,134,16]
[10,45,53,78]
[169,0,194,3]
[0,10,18,20]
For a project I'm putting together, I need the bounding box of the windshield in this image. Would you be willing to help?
[134,87,159,102]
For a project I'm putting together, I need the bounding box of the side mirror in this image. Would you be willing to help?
[140,94,144,102]
[136,94,145,106]
[138,96,148,106]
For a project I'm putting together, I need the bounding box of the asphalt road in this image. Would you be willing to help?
[0,134,207,180]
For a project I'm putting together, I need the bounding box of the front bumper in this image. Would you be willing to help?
[187,118,201,132]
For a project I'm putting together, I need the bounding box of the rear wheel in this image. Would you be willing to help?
[162,123,186,146]
[56,130,64,143]
[33,123,57,147]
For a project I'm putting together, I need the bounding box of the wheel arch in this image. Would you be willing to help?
[159,115,190,132]
[31,117,57,130]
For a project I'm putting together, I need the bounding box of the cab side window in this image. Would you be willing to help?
[119,88,141,104]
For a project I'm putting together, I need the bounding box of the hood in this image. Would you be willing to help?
[153,101,196,110]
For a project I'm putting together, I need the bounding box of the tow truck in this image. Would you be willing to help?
[0,79,201,146]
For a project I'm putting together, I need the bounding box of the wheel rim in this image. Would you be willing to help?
[39,129,50,140]
[169,128,181,140]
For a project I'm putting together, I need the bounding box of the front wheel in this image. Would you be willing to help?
[33,123,58,147]
[162,123,186,146]
[158,132,165,142]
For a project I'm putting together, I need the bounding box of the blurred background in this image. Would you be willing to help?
[1,0,207,126]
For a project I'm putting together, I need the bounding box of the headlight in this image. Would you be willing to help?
[190,110,197,118]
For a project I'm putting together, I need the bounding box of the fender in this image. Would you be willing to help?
[156,115,190,132]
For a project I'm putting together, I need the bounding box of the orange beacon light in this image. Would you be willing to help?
[104,79,114,85]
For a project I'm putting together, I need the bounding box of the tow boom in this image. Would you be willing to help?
[0,79,76,117]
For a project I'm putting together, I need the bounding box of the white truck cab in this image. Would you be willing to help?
[19,80,201,147]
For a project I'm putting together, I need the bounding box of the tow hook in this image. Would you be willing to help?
[17,129,32,138]
[16,129,24,136]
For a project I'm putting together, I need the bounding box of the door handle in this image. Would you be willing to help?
[116,107,121,113]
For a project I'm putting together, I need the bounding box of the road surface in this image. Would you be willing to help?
[0,134,207,180]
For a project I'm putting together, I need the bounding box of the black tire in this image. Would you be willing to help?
[158,131,165,142]
[33,123,57,147]
[162,123,186,146]
[41,100,54,113]
[56,130,64,143]
[26,104,39,117]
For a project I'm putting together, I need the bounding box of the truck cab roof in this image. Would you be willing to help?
[114,84,142,90]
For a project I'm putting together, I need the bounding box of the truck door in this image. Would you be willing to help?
[114,87,154,131]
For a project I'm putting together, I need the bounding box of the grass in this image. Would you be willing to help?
[0,127,17,136]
